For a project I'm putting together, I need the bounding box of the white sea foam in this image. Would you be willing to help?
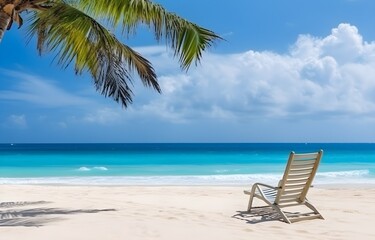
[93,167,108,171]
[317,170,369,178]
[77,167,91,171]
[0,170,373,186]
[314,170,372,184]
[77,166,108,171]
[214,169,229,173]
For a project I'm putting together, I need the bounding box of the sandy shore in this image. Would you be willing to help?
[0,185,374,240]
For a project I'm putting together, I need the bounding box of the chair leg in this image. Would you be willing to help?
[247,195,254,211]
[272,205,291,224]
[305,201,324,219]
[247,184,257,211]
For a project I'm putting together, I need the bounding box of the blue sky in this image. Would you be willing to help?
[1,0,375,143]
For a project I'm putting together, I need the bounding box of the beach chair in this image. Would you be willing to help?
[244,150,324,223]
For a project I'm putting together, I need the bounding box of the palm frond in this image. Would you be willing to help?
[27,1,160,107]
[77,0,222,70]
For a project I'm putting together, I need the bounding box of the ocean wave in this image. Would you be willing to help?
[317,170,370,178]
[0,170,373,186]
[77,167,91,171]
[214,169,230,173]
[93,167,108,171]
[77,166,108,172]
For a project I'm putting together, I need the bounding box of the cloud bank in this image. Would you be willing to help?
[134,23,375,123]
[1,23,375,136]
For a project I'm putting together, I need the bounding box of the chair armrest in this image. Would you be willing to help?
[244,182,279,195]
[254,182,279,190]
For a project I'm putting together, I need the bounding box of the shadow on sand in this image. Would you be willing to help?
[232,207,283,224]
[0,201,116,227]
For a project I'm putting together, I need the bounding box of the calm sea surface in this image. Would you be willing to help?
[0,143,374,185]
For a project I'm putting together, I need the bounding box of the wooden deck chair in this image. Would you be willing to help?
[244,150,324,223]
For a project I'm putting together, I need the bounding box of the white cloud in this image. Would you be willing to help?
[2,23,374,132]
[83,107,123,124]
[133,46,169,56]
[58,121,68,128]
[8,114,27,128]
[133,23,375,123]
[321,24,365,63]
[0,70,93,107]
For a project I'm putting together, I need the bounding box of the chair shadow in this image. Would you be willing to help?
[0,201,51,209]
[0,201,116,227]
[232,207,283,224]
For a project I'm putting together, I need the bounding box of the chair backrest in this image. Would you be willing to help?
[275,150,323,205]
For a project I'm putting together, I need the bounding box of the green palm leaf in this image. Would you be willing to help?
[28,1,160,107]
[77,0,222,69]
[1,0,221,107]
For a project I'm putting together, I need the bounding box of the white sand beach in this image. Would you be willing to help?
[0,185,374,240]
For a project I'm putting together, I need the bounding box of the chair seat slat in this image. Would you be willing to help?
[278,198,299,204]
[287,172,311,180]
[289,167,313,173]
[285,178,309,185]
[291,160,316,166]
[282,188,305,195]
[293,153,319,161]
[290,163,314,169]
[279,193,301,199]
[284,182,307,189]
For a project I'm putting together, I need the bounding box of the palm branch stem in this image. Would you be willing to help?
[0,10,10,43]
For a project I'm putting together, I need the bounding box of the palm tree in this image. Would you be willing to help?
[0,0,220,107]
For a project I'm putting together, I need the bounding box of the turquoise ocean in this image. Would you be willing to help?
[0,143,374,185]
